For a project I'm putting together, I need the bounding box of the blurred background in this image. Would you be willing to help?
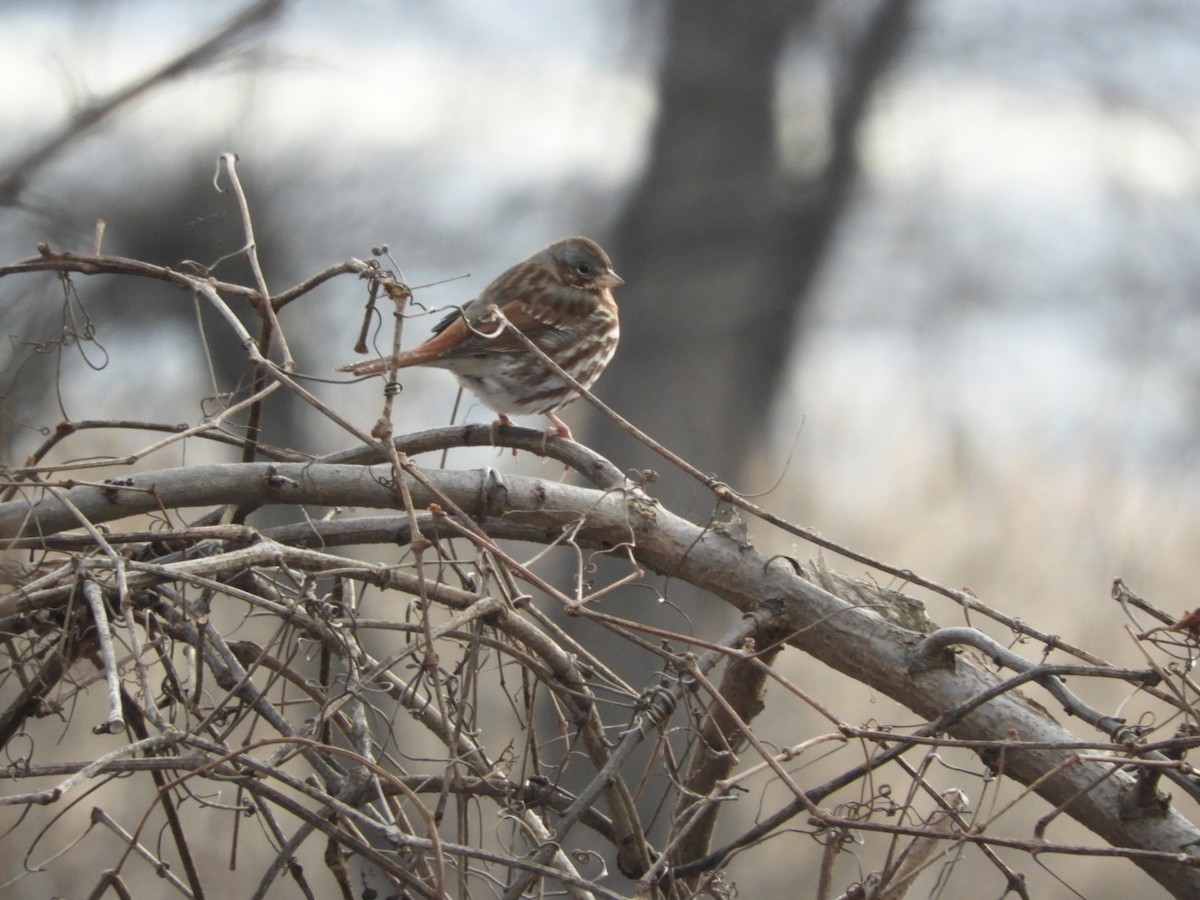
[3,0,1199,896]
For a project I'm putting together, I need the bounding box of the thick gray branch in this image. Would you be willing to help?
[1,461,1197,894]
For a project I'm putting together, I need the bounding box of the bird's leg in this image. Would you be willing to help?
[543,412,573,441]
[489,415,514,445]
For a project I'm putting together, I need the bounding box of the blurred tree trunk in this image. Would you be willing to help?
[592,0,916,509]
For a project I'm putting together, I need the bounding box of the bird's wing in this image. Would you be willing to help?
[401,302,568,363]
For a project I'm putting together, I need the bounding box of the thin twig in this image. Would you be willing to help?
[81,579,124,734]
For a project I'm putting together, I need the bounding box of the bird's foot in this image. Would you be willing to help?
[544,412,573,441]
[489,415,514,445]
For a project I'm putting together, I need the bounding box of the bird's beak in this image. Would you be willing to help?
[599,270,624,289]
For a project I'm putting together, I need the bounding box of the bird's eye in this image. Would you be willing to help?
[575,263,592,275]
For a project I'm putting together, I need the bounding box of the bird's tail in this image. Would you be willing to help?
[335,357,393,376]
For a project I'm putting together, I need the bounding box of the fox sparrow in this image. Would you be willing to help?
[337,237,622,440]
